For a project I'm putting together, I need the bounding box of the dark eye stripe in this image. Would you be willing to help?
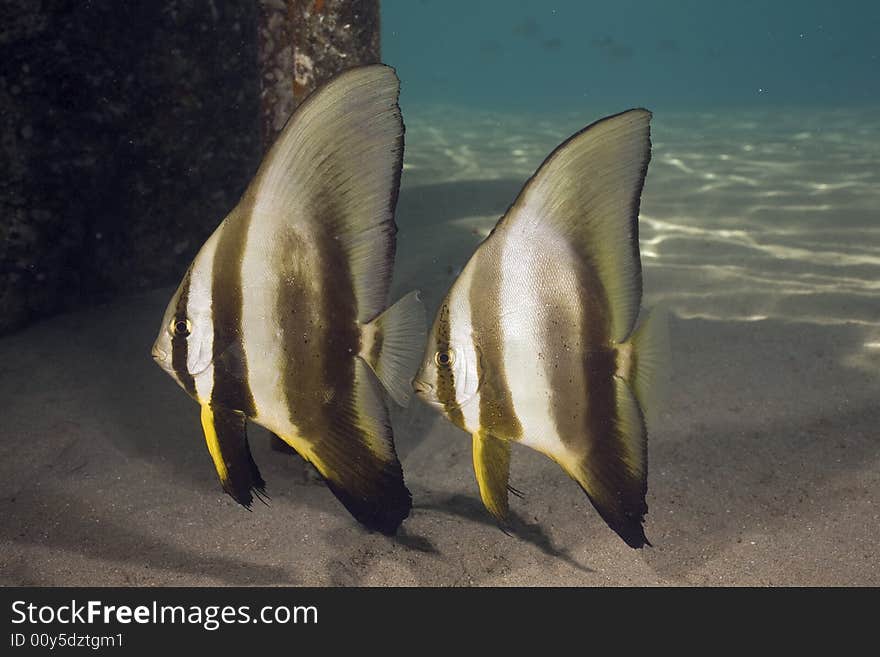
[171,271,197,397]
[435,304,466,429]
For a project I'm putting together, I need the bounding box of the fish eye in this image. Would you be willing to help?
[170,317,192,337]
[434,350,455,367]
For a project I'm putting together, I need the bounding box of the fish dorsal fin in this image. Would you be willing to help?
[501,109,652,343]
[248,64,404,323]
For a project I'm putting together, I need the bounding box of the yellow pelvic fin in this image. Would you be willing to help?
[199,404,267,508]
[201,404,229,483]
[473,429,512,521]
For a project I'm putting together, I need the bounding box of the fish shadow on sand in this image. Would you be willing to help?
[321,493,592,586]
[391,528,440,554]
[419,493,594,574]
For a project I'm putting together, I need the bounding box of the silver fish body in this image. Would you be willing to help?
[152,65,425,535]
[414,109,665,548]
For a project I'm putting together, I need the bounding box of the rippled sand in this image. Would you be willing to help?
[1,106,877,586]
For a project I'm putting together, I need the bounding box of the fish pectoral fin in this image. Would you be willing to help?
[473,430,512,522]
[200,405,268,508]
[555,378,649,548]
[295,360,412,535]
[360,290,426,407]
[621,305,670,427]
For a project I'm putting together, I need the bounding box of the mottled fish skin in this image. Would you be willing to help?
[415,109,657,548]
[152,65,424,535]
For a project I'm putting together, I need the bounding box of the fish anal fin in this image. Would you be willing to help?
[287,360,411,535]
[269,431,298,455]
[473,429,512,521]
[553,378,649,548]
[360,290,426,407]
[200,405,268,508]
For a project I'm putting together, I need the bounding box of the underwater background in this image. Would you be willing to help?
[384,0,880,111]
[0,1,878,585]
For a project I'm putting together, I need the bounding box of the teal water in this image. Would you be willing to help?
[383,0,879,111]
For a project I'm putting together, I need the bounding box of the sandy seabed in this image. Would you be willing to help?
[1,105,878,586]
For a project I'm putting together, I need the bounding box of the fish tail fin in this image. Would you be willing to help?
[621,305,670,427]
[200,405,268,508]
[552,377,649,549]
[360,290,426,406]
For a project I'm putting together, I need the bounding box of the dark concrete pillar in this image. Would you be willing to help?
[0,2,262,335]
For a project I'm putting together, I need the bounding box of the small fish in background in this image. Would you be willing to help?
[413,110,666,548]
[592,35,635,61]
[512,16,541,39]
[542,37,563,52]
[479,40,503,57]
[151,65,424,535]
[657,39,680,55]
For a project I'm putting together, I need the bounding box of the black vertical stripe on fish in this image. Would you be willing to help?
[210,205,256,416]
[277,193,410,535]
[171,270,197,398]
[469,247,522,440]
[569,258,648,548]
[543,259,612,452]
[434,302,466,430]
